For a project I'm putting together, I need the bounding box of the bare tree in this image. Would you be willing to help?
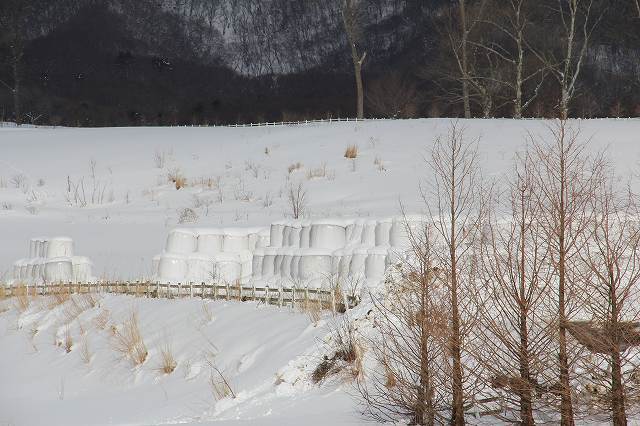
[539,0,602,119]
[366,72,419,119]
[477,154,555,424]
[288,181,306,219]
[427,123,485,424]
[342,0,367,119]
[480,0,546,118]
[446,0,488,118]
[530,120,603,425]
[573,178,640,425]
[358,220,450,425]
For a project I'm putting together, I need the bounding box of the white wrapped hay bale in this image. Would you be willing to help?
[252,249,265,279]
[214,253,242,283]
[44,257,74,283]
[187,254,216,283]
[349,247,369,278]
[366,247,389,279]
[287,225,301,248]
[262,247,278,276]
[270,223,285,248]
[166,229,197,254]
[361,220,377,246]
[197,230,224,254]
[331,249,344,276]
[338,251,352,279]
[290,255,301,280]
[390,215,425,249]
[274,250,285,276]
[375,219,393,246]
[300,222,311,248]
[158,254,189,283]
[237,251,253,280]
[72,256,93,282]
[346,221,363,245]
[310,221,347,250]
[223,230,249,252]
[280,249,295,279]
[46,237,74,258]
[298,248,333,281]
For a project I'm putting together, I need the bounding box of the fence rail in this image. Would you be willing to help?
[0,281,358,312]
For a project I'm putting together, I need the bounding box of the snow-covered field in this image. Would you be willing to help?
[1,118,640,425]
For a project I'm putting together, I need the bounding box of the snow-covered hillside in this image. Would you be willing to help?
[1,119,639,281]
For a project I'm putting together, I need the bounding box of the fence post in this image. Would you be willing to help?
[214,283,218,300]
[155,281,160,298]
[201,282,205,299]
[304,285,309,311]
[252,283,256,301]
[126,281,130,295]
[292,285,296,309]
[331,288,336,313]
[238,282,243,301]
[226,282,230,301]
[265,286,269,305]
[177,282,182,299]
[146,282,150,298]
[278,285,283,308]
[68,281,73,295]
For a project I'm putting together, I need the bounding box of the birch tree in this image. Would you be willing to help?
[342,0,367,119]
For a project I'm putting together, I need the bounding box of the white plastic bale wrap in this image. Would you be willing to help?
[290,255,301,280]
[270,223,284,248]
[310,223,346,249]
[331,249,344,276]
[237,251,253,280]
[274,250,285,276]
[47,237,74,258]
[215,253,242,283]
[347,222,363,245]
[158,254,189,283]
[282,226,292,247]
[300,223,311,248]
[288,226,301,248]
[366,247,389,279]
[187,254,216,283]
[197,231,224,254]
[72,256,93,282]
[375,219,392,246]
[252,249,265,279]
[361,220,377,246]
[223,230,249,252]
[152,255,161,274]
[41,240,49,258]
[338,252,352,278]
[248,233,259,251]
[390,215,425,248]
[166,229,197,254]
[350,247,368,278]
[262,247,278,276]
[29,239,38,259]
[280,249,294,279]
[44,258,74,283]
[298,249,333,281]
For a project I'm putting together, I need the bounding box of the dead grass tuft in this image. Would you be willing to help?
[80,337,91,363]
[112,310,148,366]
[13,285,30,312]
[168,169,187,190]
[93,309,111,330]
[158,341,177,375]
[208,363,235,400]
[64,327,73,353]
[305,163,327,180]
[288,162,303,174]
[344,145,359,159]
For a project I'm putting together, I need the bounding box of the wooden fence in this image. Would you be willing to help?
[0,281,358,312]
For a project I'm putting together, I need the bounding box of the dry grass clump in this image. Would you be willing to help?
[64,326,73,353]
[288,162,303,174]
[158,341,178,374]
[374,156,386,172]
[13,285,30,312]
[306,163,327,180]
[112,310,148,366]
[299,299,322,324]
[208,363,235,400]
[344,144,359,159]
[312,319,363,383]
[168,169,187,190]
[80,337,92,364]
[93,309,111,330]
[48,287,71,308]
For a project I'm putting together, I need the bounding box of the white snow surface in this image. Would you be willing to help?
[1,118,640,425]
[2,118,638,281]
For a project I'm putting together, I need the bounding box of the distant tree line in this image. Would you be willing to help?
[0,0,638,126]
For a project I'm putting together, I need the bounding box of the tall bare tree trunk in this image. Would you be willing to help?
[12,57,21,126]
[459,0,471,119]
[350,44,365,119]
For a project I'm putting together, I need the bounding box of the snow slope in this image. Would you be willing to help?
[0,294,361,425]
[2,119,639,282]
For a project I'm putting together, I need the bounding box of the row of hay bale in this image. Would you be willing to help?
[12,237,93,283]
[153,216,426,287]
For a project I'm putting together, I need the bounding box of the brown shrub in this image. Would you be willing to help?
[344,145,358,159]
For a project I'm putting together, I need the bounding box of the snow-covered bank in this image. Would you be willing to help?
[2,119,638,281]
[0,294,360,425]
